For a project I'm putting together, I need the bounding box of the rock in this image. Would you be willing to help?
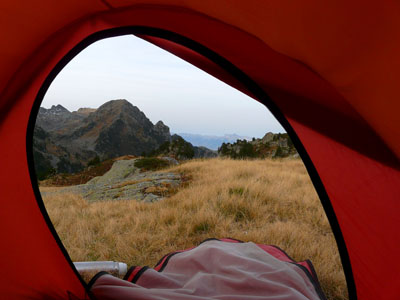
[58,158,183,203]
[278,139,288,147]
[143,193,160,203]
[87,159,139,185]
[262,132,274,143]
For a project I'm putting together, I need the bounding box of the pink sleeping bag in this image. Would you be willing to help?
[89,238,327,300]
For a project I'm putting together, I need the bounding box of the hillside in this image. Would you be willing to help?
[147,134,217,160]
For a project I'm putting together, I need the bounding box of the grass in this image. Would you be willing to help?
[41,158,347,300]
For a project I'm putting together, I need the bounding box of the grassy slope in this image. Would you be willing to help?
[41,158,347,300]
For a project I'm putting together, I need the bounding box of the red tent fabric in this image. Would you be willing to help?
[0,1,399,299]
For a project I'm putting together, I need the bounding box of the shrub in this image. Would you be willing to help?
[218,143,230,156]
[273,146,283,158]
[238,141,255,158]
[134,157,170,171]
[87,156,101,167]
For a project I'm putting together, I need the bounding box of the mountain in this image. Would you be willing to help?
[60,100,172,158]
[33,99,216,180]
[218,132,298,159]
[178,133,251,150]
[33,100,173,178]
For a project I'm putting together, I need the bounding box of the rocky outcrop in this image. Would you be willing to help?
[261,132,274,144]
[218,132,297,159]
[148,134,194,160]
[41,158,182,203]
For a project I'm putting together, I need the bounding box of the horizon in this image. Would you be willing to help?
[41,35,285,138]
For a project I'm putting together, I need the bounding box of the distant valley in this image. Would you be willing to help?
[177,133,251,150]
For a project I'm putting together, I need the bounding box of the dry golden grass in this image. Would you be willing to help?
[41,158,347,300]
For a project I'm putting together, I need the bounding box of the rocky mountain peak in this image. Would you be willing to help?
[39,104,70,116]
[93,99,146,122]
[262,132,274,143]
[154,121,171,141]
[97,99,134,112]
[155,120,166,127]
[50,104,69,114]
[36,104,82,132]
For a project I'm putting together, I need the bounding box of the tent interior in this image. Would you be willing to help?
[0,2,399,299]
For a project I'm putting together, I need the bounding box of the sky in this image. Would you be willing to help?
[42,35,284,138]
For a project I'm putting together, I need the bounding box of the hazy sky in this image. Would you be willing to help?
[42,35,284,137]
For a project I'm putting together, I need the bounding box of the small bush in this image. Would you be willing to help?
[238,141,255,158]
[134,157,170,171]
[88,156,101,167]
